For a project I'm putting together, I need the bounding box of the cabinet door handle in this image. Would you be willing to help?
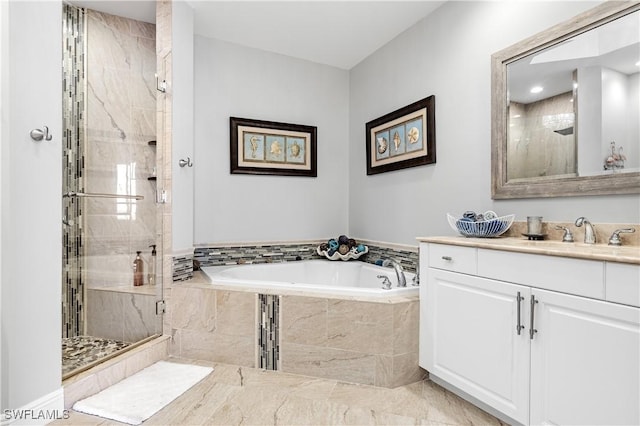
[529,294,539,340]
[441,256,452,261]
[516,292,525,335]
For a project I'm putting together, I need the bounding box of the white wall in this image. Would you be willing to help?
[193,37,350,244]
[0,0,6,408]
[1,0,62,412]
[172,1,195,252]
[577,66,603,176]
[578,67,639,175]
[628,73,640,170]
[602,68,639,171]
[349,1,640,246]
[602,68,628,155]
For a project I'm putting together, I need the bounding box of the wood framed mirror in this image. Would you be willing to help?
[491,1,640,199]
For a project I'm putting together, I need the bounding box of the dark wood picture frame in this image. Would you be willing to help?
[230,117,317,177]
[365,96,436,175]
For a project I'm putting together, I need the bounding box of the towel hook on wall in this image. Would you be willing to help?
[30,126,53,142]
[178,157,193,168]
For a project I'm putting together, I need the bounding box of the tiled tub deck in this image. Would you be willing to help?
[165,272,423,388]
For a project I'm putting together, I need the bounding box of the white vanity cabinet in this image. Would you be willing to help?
[419,242,640,426]
[424,267,531,423]
[530,288,639,425]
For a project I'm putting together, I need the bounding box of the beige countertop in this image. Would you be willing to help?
[417,236,640,265]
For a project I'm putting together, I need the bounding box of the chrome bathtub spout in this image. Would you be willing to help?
[575,216,596,244]
[382,259,406,287]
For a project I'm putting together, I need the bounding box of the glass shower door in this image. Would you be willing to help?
[62,4,163,379]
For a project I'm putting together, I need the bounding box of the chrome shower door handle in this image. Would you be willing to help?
[30,126,52,141]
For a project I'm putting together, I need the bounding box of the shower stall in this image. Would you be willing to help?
[62,4,163,378]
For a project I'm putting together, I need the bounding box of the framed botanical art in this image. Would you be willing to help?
[230,117,317,177]
[365,96,436,175]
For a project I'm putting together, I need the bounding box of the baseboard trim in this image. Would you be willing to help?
[1,387,65,425]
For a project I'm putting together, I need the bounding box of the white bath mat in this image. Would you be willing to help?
[73,361,213,425]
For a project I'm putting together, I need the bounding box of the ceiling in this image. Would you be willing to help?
[70,0,445,70]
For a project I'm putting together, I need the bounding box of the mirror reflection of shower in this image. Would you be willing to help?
[62,3,161,379]
[505,9,640,182]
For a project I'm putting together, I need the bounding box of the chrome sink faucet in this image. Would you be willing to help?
[575,217,596,244]
[382,259,406,287]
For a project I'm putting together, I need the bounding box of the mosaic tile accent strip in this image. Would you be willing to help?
[62,335,131,377]
[258,294,280,371]
[186,241,418,278]
[359,244,419,274]
[193,242,319,267]
[62,4,86,339]
[173,254,194,282]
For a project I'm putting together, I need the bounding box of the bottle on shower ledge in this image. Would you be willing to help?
[148,244,157,286]
[133,251,144,286]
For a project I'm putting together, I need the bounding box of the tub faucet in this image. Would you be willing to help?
[382,259,406,287]
[377,275,392,290]
[608,228,636,246]
[575,217,596,244]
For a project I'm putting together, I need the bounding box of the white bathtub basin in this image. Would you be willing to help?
[200,260,418,298]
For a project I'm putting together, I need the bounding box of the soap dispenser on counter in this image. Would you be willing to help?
[133,251,144,286]
[148,244,157,285]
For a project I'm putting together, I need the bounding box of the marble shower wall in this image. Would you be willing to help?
[508,91,576,180]
[86,288,161,342]
[84,10,157,289]
[156,0,173,293]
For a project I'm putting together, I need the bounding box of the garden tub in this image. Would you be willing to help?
[200,259,418,298]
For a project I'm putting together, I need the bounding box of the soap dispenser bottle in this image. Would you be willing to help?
[133,251,144,286]
[148,244,157,286]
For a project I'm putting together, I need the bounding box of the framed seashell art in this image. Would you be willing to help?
[365,95,436,175]
[230,117,317,177]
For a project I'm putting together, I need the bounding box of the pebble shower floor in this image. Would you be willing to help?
[62,336,131,378]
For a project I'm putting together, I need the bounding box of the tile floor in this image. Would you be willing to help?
[56,358,506,425]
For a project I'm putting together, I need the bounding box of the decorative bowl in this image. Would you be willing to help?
[447,213,514,238]
[316,245,368,261]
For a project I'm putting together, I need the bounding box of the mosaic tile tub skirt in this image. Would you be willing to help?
[62,336,131,377]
